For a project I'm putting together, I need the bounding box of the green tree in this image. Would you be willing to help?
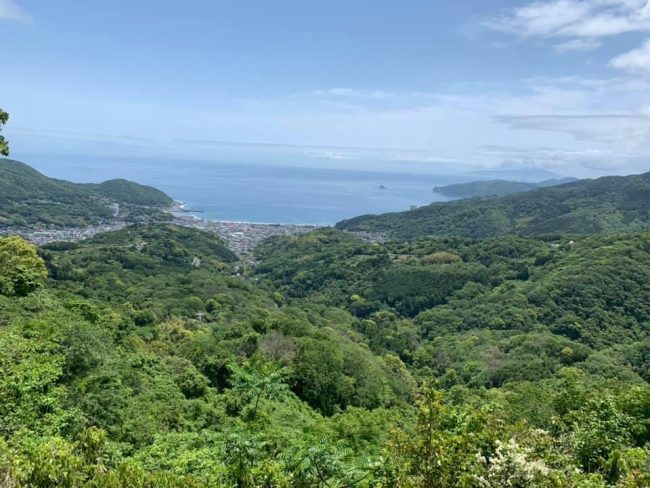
[379,388,496,487]
[0,236,48,296]
[228,359,289,420]
[0,329,66,436]
[0,109,8,156]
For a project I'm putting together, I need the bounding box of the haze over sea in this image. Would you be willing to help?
[20,153,471,225]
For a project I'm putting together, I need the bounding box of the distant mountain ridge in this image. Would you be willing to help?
[337,171,650,240]
[86,179,173,207]
[463,166,568,182]
[434,177,577,198]
[0,158,173,228]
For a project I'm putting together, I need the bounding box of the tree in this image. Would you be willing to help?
[228,359,289,420]
[0,109,8,156]
[0,236,48,296]
[380,388,496,487]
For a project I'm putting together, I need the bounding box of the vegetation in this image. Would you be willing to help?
[433,177,576,198]
[0,147,649,485]
[0,218,647,486]
[88,179,173,207]
[0,159,172,228]
[338,171,650,240]
[0,108,8,156]
[0,236,48,296]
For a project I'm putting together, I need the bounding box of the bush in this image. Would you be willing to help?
[0,236,48,296]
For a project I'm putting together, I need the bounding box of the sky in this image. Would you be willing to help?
[2,0,650,177]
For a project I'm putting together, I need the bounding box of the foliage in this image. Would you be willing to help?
[0,211,649,484]
[0,108,9,156]
[433,177,575,199]
[0,236,48,296]
[338,171,650,239]
[0,159,172,227]
[88,179,173,207]
[228,359,290,419]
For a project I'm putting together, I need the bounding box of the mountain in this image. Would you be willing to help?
[464,167,568,183]
[0,158,173,227]
[433,177,577,198]
[88,179,173,207]
[2,159,650,486]
[3,219,649,485]
[338,171,650,240]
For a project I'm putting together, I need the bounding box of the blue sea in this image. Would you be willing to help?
[19,154,462,225]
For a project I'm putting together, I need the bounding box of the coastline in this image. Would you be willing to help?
[3,201,382,257]
[167,200,331,227]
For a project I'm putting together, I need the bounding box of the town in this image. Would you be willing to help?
[0,208,391,259]
[0,217,323,258]
[171,215,321,256]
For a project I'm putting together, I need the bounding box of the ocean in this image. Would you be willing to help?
[19,154,461,225]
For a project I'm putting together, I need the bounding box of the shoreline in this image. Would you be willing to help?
[3,202,380,257]
[173,214,330,228]
[167,202,331,228]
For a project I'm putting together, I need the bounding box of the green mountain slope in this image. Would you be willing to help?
[338,171,650,239]
[255,228,650,348]
[433,177,576,198]
[2,162,650,486]
[88,179,173,206]
[0,158,173,227]
[2,223,648,485]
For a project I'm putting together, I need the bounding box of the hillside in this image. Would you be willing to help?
[0,158,173,227]
[433,177,576,198]
[88,178,173,206]
[1,222,648,485]
[338,171,650,240]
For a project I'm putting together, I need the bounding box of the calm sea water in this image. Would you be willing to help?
[20,154,460,225]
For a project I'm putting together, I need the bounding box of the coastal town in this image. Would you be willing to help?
[0,222,130,246]
[0,202,388,258]
[171,214,320,256]
[0,215,322,259]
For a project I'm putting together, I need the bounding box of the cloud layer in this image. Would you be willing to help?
[0,0,31,23]
[486,0,650,40]
[611,38,650,74]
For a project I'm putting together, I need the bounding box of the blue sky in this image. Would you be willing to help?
[2,0,650,177]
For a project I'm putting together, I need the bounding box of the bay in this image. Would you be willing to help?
[19,154,460,225]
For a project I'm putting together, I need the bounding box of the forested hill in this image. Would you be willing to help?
[433,177,576,198]
[86,179,173,207]
[337,171,650,240]
[2,222,649,485]
[0,158,173,227]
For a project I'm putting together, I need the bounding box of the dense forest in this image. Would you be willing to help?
[339,171,650,240]
[1,216,650,485]
[0,159,172,228]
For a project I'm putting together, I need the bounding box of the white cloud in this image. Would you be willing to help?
[0,0,32,23]
[611,38,650,74]
[486,0,650,40]
[225,74,650,176]
[496,113,650,144]
[554,38,602,51]
[7,71,650,177]
[477,145,635,172]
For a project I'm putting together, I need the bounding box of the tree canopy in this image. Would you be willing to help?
[0,109,9,156]
[0,222,647,486]
[0,236,47,296]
